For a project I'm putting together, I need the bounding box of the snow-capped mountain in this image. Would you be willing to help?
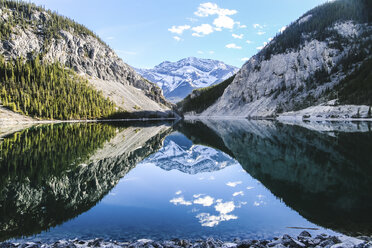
[136,57,238,103]
[144,133,237,174]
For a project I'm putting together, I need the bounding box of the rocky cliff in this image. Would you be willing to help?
[199,0,372,118]
[0,1,170,114]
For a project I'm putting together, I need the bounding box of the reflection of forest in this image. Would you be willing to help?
[0,122,172,241]
[177,120,372,236]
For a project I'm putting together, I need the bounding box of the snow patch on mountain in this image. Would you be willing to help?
[145,137,237,174]
[136,57,238,103]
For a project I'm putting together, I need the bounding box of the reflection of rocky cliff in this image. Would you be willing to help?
[0,122,171,241]
[146,132,236,174]
[178,120,372,236]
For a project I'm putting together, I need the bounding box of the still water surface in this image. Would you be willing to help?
[1,120,372,242]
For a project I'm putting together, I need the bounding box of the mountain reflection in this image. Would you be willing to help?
[145,132,237,174]
[176,120,372,236]
[0,122,172,241]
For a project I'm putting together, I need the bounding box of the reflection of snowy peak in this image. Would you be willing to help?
[147,139,236,174]
[136,57,238,102]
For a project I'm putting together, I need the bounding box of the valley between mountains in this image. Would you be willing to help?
[0,0,371,123]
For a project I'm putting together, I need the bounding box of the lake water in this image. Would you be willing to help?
[1,120,372,242]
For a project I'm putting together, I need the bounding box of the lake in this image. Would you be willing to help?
[1,120,372,243]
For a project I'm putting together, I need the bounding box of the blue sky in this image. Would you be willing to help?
[31,0,329,68]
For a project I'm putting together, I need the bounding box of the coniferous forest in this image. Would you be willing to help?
[0,0,117,120]
[0,55,116,120]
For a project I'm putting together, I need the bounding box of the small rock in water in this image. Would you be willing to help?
[221,242,237,248]
[237,240,255,248]
[298,231,312,239]
[87,239,103,247]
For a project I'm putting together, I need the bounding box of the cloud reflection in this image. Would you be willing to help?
[226,181,242,187]
[193,195,214,206]
[233,191,244,197]
[196,212,238,227]
[170,197,192,206]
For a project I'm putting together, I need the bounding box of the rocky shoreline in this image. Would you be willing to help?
[1,232,371,248]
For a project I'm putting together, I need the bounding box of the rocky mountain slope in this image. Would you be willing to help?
[136,57,238,103]
[191,0,372,118]
[0,1,171,121]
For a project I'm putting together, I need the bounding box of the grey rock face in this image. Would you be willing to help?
[201,20,372,117]
[0,6,170,112]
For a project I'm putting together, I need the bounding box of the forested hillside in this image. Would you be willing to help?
[177,75,235,114]
[0,55,116,119]
[0,0,170,121]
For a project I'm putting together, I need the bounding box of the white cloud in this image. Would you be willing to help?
[192,24,214,36]
[194,195,214,206]
[236,22,247,28]
[215,201,235,214]
[279,26,287,33]
[257,31,266,35]
[197,50,204,54]
[241,57,249,62]
[246,40,253,44]
[233,191,244,197]
[173,36,181,41]
[193,193,204,198]
[168,25,191,35]
[246,186,254,190]
[268,37,273,42]
[170,197,192,206]
[194,2,237,17]
[232,33,244,39]
[106,36,115,40]
[187,17,198,23]
[175,190,182,195]
[225,43,242,49]
[256,46,264,50]
[213,15,235,29]
[253,23,264,29]
[196,213,237,227]
[226,181,242,187]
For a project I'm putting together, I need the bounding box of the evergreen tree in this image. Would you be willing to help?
[0,55,117,120]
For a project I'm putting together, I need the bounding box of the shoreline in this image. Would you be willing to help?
[1,232,370,248]
[0,117,179,125]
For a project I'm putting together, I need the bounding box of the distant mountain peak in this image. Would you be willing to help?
[136,57,238,103]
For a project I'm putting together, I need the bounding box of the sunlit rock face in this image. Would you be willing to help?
[0,4,170,112]
[179,120,372,236]
[145,132,237,174]
[0,123,171,241]
[201,2,372,117]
